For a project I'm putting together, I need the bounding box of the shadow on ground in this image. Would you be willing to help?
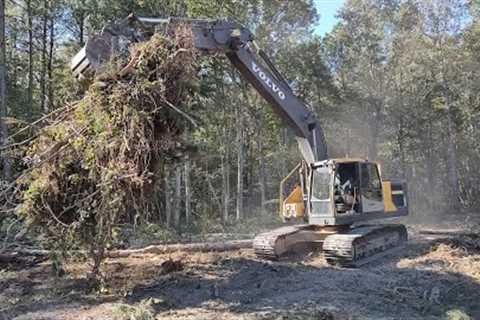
[125,236,480,319]
[1,267,116,320]
[2,231,480,320]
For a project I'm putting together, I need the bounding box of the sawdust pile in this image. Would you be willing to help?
[16,26,200,257]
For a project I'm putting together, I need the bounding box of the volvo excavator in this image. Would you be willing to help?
[70,15,409,267]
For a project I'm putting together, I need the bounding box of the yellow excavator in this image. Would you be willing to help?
[71,15,408,267]
[257,158,408,266]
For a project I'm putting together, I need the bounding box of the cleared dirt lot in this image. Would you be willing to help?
[1,224,479,320]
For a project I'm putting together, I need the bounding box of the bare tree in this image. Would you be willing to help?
[173,165,182,227]
[47,9,55,109]
[236,102,244,221]
[40,0,49,113]
[184,157,191,225]
[443,82,460,209]
[258,127,266,216]
[27,0,34,118]
[0,0,10,180]
[164,167,172,227]
[221,141,230,222]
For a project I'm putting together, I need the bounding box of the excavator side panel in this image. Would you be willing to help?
[382,180,408,214]
[382,181,397,212]
[282,185,305,219]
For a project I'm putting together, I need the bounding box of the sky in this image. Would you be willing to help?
[313,0,346,35]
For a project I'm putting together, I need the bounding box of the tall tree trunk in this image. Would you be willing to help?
[174,165,182,227]
[205,169,222,213]
[259,145,267,216]
[396,78,406,179]
[40,0,49,113]
[281,127,288,176]
[257,120,266,215]
[345,127,351,157]
[9,32,16,85]
[368,101,381,160]
[0,0,10,180]
[164,166,171,227]
[236,103,244,221]
[184,157,191,225]
[397,116,406,179]
[244,139,252,217]
[27,0,34,119]
[424,146,437,213]
[443,85,460,210]
[218,67,230,222]
[47,11,54,109]
[222,140,230,222]
[74,10,85,46]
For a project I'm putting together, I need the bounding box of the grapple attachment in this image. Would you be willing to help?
[71,34,113,79]
[71,15,150,79]
[70,15,253,80]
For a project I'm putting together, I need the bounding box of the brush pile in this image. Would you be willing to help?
[15,26,200,268]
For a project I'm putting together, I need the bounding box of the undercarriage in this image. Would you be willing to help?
[253,224,408,267]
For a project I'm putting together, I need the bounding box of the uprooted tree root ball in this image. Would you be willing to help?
[16,26,201,278]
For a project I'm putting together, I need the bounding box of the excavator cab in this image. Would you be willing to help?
[272,159,408,265]
[281,159,408,226]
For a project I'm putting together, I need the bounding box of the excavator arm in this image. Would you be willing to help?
[70,14,328,164]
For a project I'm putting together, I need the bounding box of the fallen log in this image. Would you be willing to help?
[107,239,253,258]
[0,252,48,269]
[1,239,253,260]
[0,252,19,263]
[418,229,476,237]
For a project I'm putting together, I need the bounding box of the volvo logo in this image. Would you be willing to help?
[252,62,286,100]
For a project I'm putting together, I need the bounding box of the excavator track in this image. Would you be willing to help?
[253,224,345,259]
[253,224,331,259]
[323,224,408,267]
[253,225,304,259]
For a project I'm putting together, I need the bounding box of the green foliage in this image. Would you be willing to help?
[320,0,480,214]
[113,299,156,320]
[446,309,472,320]
[16,30,201,274]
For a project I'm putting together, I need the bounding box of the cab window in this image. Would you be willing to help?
[311,168,330,200]
[360,163,382,201]
[360,163,381,190]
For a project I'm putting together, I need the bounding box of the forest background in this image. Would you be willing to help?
[1,0,479,240]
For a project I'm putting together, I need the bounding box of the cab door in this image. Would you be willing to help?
[359,163,384,213]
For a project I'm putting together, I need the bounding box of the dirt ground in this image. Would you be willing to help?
[1,222,479,320]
